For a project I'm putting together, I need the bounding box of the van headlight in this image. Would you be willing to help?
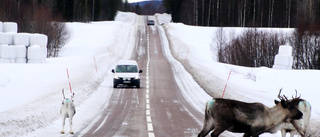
[134,76,140,79]
[114,75,119,79]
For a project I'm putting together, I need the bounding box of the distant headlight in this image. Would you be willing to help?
[114,75,119,79]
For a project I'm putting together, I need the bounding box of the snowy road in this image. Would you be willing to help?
[82,16,205,137]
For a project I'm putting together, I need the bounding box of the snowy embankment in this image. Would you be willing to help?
[0,12,138,136]
[156,13,320,136]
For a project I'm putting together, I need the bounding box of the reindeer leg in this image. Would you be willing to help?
[61,117,65,134]
[69,117,74,134]
[198,119,215,137]
[210,125,226,137]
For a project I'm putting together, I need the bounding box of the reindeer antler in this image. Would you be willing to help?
[71,92,75,99]
[62,89,65,99]
[292,89,301,99]
[277,88,289,101]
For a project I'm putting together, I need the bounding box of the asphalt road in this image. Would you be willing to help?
[83,16,204,137]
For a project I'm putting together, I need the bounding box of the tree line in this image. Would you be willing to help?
[163,0,320,29]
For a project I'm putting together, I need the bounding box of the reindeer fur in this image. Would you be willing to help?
[198,97,303,137]
[60,89,76,134]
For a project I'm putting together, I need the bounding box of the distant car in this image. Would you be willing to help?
[112,60,143,88]
[147,20,155,25]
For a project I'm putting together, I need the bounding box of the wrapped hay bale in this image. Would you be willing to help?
[29,33,48,47]
[0,44,16,59]
[27,59,46,64]
[0,33,14,45]
[274,54,292,66]
[0,58,14,63]
[27,45,47,60]
[0,22,3,32]
[278,45,292,56]
[15,45,27,58]
[15,58,27,63]
[14,33,30,46]
[3,22,18,33]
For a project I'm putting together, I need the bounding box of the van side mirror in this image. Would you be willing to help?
[112,69,115,73]
[139,70,143,73]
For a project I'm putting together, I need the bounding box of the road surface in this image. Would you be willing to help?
[82,16,204,137]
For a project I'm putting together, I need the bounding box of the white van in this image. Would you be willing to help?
[112,60,143,88]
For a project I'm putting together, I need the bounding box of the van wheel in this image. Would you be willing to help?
[113,84,117,88]
[136,84,140,88]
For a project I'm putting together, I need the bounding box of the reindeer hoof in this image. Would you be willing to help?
[70,131,74,134]
[60,131,65,134]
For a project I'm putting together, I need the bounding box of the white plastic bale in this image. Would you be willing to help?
[29,34,48,47]
[0,44,16,59]
[274,54,293,66]
[27,59,46,64]
[0,33,14,45]
[0,58,14,63]
[273,64,292,70]
[278,45,293,56]
[0,22,3,32]
[27,45,46,60]
[14,33,30,46]
[15,45,27,58]
[3,22,18,33]
[15,58,27,63]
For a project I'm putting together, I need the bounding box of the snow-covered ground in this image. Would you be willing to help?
[1,11,319,137]
[156,14,320,136]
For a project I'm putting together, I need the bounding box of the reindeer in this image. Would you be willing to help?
[280,90,311,137]
[60,89,76,134]
[198,89,303,137]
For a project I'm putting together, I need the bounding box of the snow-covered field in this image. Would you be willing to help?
[0,11,319,137]
[157,14,320,136]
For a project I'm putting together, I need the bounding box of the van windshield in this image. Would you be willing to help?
[116,65,138,73]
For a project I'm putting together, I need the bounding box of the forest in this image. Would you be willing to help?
[0,0,319,69]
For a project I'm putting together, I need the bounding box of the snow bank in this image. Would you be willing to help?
[3,22,18,33]
[155,13,172,24]
[114,11,137,24]
[163,22,320,136]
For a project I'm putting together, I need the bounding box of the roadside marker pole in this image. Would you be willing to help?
[222,70,232,98]
[66,68,73,93]
[93,56,98,72]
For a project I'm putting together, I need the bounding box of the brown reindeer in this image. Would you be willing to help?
[198,89,303,137]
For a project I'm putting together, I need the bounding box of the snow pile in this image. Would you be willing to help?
[273,45,293,70]
[114,11,137,24]
[155,13,172,25]
[0,22,48,64]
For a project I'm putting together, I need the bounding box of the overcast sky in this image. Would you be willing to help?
[127,0,150,3]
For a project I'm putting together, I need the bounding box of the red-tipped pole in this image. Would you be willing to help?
[222,70,232,98]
